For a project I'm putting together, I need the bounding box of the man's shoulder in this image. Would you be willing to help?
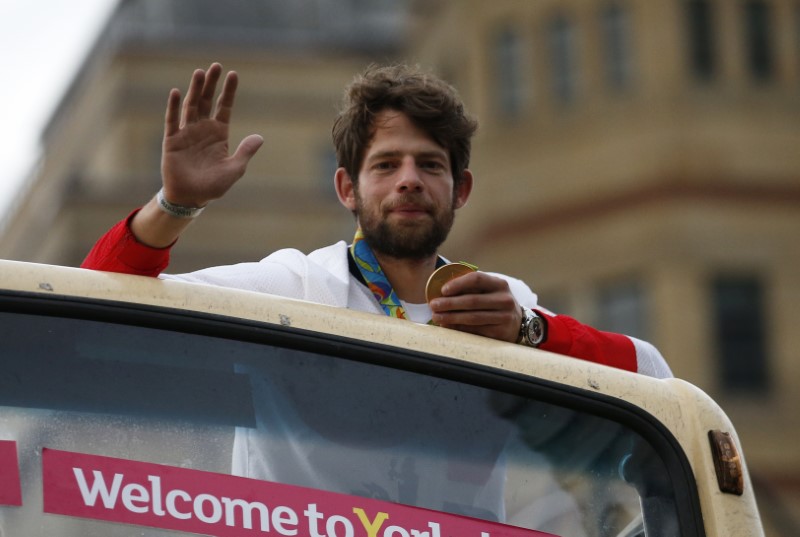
[258,241,346,265]
[307,241,349,263]
[264,241,351,287]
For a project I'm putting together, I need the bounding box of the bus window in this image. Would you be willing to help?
[0,308,692,536]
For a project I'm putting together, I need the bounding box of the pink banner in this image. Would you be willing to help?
[42,448,556,537]
[0,440,22,506]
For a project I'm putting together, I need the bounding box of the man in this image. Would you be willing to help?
[80,63,671,528]
[82,62,671,379]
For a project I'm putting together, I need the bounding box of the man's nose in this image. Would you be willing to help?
[396,158,423,191]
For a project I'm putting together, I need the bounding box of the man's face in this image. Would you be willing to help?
[351,110,468,260]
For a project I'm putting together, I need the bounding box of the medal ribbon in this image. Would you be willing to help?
[349,228,447,319]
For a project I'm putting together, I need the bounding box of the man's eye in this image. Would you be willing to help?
[421,161,445,171]
[374,162,395,170]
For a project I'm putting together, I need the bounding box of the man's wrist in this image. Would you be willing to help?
[156,188,206,219]
[129,198,193,249]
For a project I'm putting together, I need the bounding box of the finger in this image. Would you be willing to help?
[231,134,264,165]
[214,70,239,124]
[180,68,206,127]
[430,291,517,315]
[198,63,222,118]
[217,135,264,189]
[441,271,508,297]
[164,88,181,137]
[433,308,514,328]
[437,311,519,342]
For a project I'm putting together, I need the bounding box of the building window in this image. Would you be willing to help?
[319,146,339,198]
[601,2,634,90]
[492,24,529,119]
[685,0,716,81]
[797,4,800,75]
[797,4,800,74]
[743,0,774,82]
[595,281,648,341]
[548,13,579,103]
[711,276,769,394]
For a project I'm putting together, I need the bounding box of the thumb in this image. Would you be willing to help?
[231,134,264,164]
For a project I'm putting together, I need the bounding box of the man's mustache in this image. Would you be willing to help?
[384,195,435,213]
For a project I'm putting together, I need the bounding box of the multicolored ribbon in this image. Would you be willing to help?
[349,228,447,319]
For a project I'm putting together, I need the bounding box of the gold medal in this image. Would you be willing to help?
[425,262,478,303]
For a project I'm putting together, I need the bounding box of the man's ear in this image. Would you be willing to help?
[334,167,357,212]
[454,169,473,209]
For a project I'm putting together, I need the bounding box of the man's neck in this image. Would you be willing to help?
[373,252,438,304]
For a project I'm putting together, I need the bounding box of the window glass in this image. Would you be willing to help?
[548,13,579,103]
[596,280,649,341]
[601,2,635,90]
[743,0,774,81]
[712,276,770,393]
[797,3,800,75]
[0,310,689,536]
[492,24,529,119]
[686,0,716,81]
[319,145,339,197]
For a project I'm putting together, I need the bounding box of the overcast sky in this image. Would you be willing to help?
[0,1,118,224]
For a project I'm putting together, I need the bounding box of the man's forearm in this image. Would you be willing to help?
[539,312,639,374]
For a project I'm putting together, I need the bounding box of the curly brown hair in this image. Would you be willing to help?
[332,64,478,187]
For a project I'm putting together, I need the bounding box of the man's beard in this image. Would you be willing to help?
[355,193,455,260]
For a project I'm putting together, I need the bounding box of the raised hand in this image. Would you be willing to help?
[161,63,263,207]
[129,63,263,248]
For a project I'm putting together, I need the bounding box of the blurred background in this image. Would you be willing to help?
[1,0,798,534]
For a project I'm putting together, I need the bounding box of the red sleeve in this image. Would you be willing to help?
[537,311,637,373]
[80,209,172,277]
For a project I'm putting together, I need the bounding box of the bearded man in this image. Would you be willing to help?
[80,61,673,526]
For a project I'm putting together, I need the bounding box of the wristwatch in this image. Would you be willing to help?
[517,307,547,347]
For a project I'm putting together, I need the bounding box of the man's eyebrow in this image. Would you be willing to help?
[365,150,401,161]
[415,150,449,160]
[366,149,448,161]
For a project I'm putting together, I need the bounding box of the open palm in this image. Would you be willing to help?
[161,63,263,208]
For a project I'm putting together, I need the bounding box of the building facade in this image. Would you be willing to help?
[2,0,799,534]
[412,2,800,534]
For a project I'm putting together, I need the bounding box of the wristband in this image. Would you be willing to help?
[156,188,206,219]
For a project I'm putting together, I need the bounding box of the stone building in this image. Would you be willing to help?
[414,2,800,534]
[1,0,799,534]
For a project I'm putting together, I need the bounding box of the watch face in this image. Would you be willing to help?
[526,316,543,346]
[517,309,545,347]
